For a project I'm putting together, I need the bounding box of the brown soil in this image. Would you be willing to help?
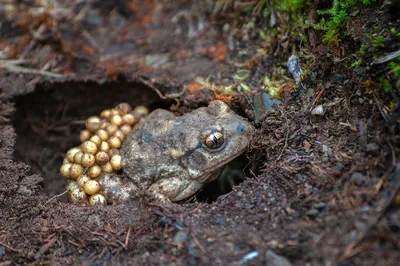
[1,1,400,265]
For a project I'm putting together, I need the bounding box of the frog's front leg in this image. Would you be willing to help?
[148,177,203,202]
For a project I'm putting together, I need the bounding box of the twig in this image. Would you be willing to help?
[276,117,290,162]
[137,77,183,105]
[193,236,206,254]
[310,86,326,111]
[34,238,57,260]
[0,61,66,78]
[0,241,20,252]
[41,190,68,207]
[124,227,131,248]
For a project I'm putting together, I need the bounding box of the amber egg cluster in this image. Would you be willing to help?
[60,103,149,205]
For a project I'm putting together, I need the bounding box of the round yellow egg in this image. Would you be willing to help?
[66,147,80,163]
[108,148,120,158]
[73,151,83,164]
[96,129,108,141]
[60,163,72,178]
[84,180,100,195]
[99,141,110,152]
[101,162,113,173]
[106,124,118,136]
[122,114,136,125]
[95,151,110,165]
[100,109,111,119]
[77,174,90,188]
[86,116,101,132]
[90,135,102,147]
[89,165,101,178]
[110,109,121,116]
[133,105,149,117]
[89,194,106,205]
[113,130,125,141]
[81,153,96,167]
[110,115,123,127]
[120,124,132,135]
[108,136,121,149]
[69,164,84,179]
[116,103,132,114]
[66,181,79,192]
[110,155,123,171]
[70,188,87,203]
[81,141,98,154]
[80,129,91,142]
[62,157,69,165]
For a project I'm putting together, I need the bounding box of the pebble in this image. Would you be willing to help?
[173,231,188,244]
[333,73,345,85]
[216,216,227,225]
[315,202,326,210]
[335,162,345,171]
[350,172,368,186]
[306,209,319,217]
[366,143,379,153]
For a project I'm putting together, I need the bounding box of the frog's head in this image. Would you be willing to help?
[185,100,254,183]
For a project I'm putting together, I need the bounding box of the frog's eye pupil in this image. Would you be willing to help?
[205,131,224,150]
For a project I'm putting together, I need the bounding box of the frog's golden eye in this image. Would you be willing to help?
[205,131,224,150]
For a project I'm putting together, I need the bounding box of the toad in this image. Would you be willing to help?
[64,100,254,204]
[115,100,254,202]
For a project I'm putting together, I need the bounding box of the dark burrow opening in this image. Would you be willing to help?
[12,81,256,203]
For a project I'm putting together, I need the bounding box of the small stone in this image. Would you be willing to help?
[335,162,345,171]
[172,221,185,230]
[17,185,32,195]
[215,216,227,224]
[350,172,368,186]
[173,231,188,244]
[366,143,379,153]
[306,209,319,217]
[333,73,345,85]
[315,202,326,210]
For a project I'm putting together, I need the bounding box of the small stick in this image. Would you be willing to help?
[124,227,131,247]
[0,61,66,78]
[41,190,68,207]
[34,238,57,260]
[0,241,20,252]
[276,117,290,162]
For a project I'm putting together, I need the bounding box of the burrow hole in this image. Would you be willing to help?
[12,81,254,203]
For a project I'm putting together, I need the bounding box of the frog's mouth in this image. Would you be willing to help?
[196,149,245,183]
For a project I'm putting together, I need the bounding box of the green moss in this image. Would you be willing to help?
[387,57,400,78]
[380,77,392,93]
[256,0,307,48]
[275,0,305,12]
[314,0,375,46]
[391,27,400,38]
[352,43,367,66]
[371,35,385,49]
[358,43,367,56]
